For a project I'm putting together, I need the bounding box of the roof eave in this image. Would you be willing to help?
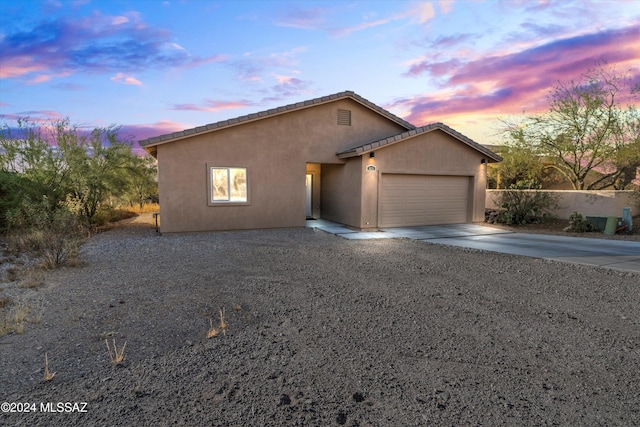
[336,123,502,162]
[138,90,415,149]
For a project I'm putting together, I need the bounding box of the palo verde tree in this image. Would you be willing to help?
[0,118,157,226]
[56,121,134,220]
[124,154,158,209]
[504,64,640,190]
[0,118,71,212]
[488,136,546,189]
[1,118,158,265]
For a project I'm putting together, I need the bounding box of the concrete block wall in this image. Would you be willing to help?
[486,190,640,219]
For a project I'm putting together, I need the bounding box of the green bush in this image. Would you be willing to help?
[0,170,30,231]
[6,197,87,268]
[496,180,558,225]
[563,212,599,233]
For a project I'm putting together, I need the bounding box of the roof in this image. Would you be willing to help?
[138,91,415,154]
[337,122,503,162]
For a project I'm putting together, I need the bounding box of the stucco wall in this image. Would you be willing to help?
[486,190,640,218]
[156,99,406,232]
[320,161,362,227]
[360,130,489,226]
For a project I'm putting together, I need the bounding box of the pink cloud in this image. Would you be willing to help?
[438,1,454,14]
[417,2,436,23]
[331,18,395,37]
[332,3,435,37]
[28,75,52,84]
[0,56,47,78]
[0,110,65,123]
[110,73,143,85]
[398,24,640,126]
[120,120,193,153]
[277,3,436,38]
[231,47,306,82]
[111,15,129,25]
[274,74,300,84]
[170,100,254,112]
[275,7,329,30]
[261,76,314,103]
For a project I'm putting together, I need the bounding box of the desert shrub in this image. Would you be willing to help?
[90,206,137,227]
[0,170,30,232]
[127,202,160,214]
[6,197,87,268]
[563,212,599,232]
[496,180,558,225]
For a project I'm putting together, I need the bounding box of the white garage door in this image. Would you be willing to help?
[380,174,470,227]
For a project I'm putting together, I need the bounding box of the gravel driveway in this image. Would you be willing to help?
[1,214,639,426]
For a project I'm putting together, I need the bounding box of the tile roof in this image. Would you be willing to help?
[138,91,415,149]
[337,122,503,162]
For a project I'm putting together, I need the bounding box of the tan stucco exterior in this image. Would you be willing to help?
[358,131,489,229]
[141,92,499,233]
[486,189,640,219]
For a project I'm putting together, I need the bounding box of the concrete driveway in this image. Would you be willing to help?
[307,220,640,273]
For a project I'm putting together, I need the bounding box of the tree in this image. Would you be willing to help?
[124,154,158,209]
[488,133,546,189]
[0,119,71,214]
[505,64,640,190]
[57,122,134,220]
[1,118,156,225]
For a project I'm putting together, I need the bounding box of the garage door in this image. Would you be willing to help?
[380,174,469,227]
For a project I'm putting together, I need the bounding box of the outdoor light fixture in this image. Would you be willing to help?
[370,152,375,158]
[480,158,487,164]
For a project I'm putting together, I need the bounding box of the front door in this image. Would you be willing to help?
[305,174,313,218]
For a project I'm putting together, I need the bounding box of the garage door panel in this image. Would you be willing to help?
[380,174,469,227]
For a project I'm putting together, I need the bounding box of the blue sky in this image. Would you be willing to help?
[1,0,638,153]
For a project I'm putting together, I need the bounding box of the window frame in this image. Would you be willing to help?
[206,165,250,206]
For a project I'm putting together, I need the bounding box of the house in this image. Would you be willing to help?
[139,91,501,233]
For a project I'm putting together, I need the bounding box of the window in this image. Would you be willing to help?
[210,167,247,203]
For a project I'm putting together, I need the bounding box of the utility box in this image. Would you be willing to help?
[622,207,632,231]
[586,216,608,232]
[604,216,618,235]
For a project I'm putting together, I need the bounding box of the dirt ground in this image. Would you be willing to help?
[486,215,640,241]
[0,214,639,426]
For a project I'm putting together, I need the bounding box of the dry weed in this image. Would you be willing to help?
[208,307,229,338]
[12,302,31,322]
[6,266,20,282]
[0,300,35,335]
[100,331,115,340]
[105,338,126,364]
[11,302,31,334]
[128,203,160,214]
[232,303,242,311]
[0,313,10,337]
[27,299,44,324]
[66,256,80,267]
[0,296,10,308]
[219,307,228,336]
[207,318,220,338]
[18,268,45,289]
[44,352,56,381]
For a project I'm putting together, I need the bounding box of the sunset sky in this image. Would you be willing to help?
[1,0,639,153]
